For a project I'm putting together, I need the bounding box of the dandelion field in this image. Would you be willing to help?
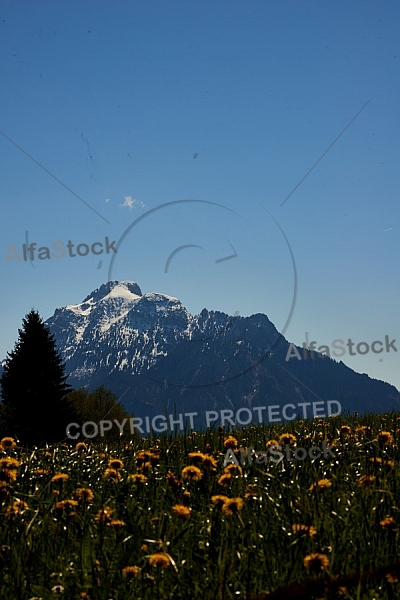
[0,413,400,600]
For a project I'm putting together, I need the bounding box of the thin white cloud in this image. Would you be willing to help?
[105,198,110,203]
[120,196,145,210]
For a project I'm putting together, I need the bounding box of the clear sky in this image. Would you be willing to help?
[1,0,399,393]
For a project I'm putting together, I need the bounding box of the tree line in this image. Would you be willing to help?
[0,309,131,447]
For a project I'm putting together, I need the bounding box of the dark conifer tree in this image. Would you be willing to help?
[0,309,76,446]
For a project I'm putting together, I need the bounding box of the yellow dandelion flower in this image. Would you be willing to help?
[369,457,383,465]
[309,479,332,491]
[224,463,243,476]
[14,499,28,511]
[166,472,182,491]
[218,473,232,487]
[1,469,18,483]
[0,437,16,450]
[51,473,69,483]
[75,487,95,502]
[135,450,151,465]
[355,426,368,436]
[108,519,126,528]
[244,491,258,502]
[223,436,238,449]
[141,544,148,553]
[122,565,140,579]
[279,433,296,446]
[386,573,399,583]
[128,473,147,484]
[307,526,318,537]
[181,465,202,481]
[103,468,121,482]
[211,494,230,507]
[303,553,329,572]
[55,499,78,518]
[56,499,78,510]
[358,475,376,486]
[172,504,191,519]
[94,506,114,524]
[380,516,396,529]
[5,499,28,519]
[221,497,244,516]
[76,442,88,452]
[188,451,205,463]
[266,439,280,450]
[292,524,317,537]
[340,425,351,434]
[148,552,171,568]
[0,457,20,469]
[33,468,51,476]
[378,431,394,445]
[108,458,124,470]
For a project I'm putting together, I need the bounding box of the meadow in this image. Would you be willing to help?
[0,412,399,599]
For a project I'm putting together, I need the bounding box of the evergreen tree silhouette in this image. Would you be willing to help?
[0,309,76,446]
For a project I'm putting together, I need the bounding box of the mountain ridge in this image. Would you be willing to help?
[1,281,399,428]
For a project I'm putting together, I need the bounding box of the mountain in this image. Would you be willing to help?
[39,281,400,431]
[1,281,399,433]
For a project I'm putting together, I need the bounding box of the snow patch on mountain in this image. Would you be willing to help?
[45,281,196,380]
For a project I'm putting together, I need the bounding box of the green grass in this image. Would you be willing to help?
[0,412,399,599]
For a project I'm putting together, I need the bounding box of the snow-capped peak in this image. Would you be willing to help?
[82,281,142,303]
[65,281,142,316]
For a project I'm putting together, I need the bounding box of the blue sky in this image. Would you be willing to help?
[1,0,399,392]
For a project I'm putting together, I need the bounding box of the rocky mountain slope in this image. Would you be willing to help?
[39,280,400,428]
[1,281,400,432]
